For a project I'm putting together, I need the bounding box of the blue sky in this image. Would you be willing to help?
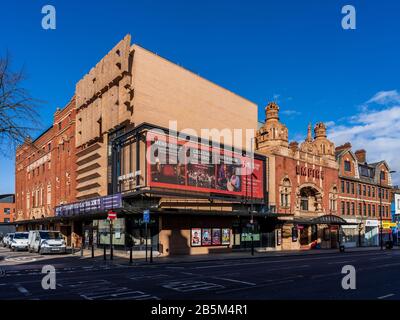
[1,0,400,193]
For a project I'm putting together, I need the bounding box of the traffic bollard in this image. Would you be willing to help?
[91,244,94,258]
[129,247,133,265]
[72,244,75,255]
[103,245,106,260]
[80,243,83,257]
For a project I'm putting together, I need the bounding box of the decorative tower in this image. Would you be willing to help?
[256,102,289,152]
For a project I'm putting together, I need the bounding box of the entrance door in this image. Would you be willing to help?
[300,226,309,245]
[330,228,338,248]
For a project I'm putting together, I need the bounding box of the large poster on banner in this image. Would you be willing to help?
[146,132,264,199]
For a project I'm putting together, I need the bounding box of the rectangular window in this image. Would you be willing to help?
[341,181,345,193]
[344,160,351,172]
[346,182,350,194]
[358,203,361,215]
[363,203,367,216]
[372,187,375,198]
[341,201,345,215]
[358,184,361,196]
[351,183,355,194]
[363,185,366,196]
[367,186,371,197]
[380,170,385,181]
[3,208,10,214]
[346,202,350,215]
[4,218,10,223]
[368,204,371,216]
[351,202,355,215]
[372,205,376,217]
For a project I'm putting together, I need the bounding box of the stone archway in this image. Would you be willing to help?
[296,183,323,213]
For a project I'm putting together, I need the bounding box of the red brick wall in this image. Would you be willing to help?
[0,202,15,223]
[15,98,77,221]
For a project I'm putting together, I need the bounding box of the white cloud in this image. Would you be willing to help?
[282,109,301,116]
[328,91,400,186]
[366,90,400,105]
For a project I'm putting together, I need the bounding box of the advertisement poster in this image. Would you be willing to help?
[147,132,264,199]
[191,228,201,247]
[201,228,212,246]
[212,228,221,245]
[221,228,230,245]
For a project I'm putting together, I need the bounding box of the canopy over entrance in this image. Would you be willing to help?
[293,214,359,225]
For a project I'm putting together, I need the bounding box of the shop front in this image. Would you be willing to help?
[364,219,379,246]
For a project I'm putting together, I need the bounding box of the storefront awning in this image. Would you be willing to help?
[293,214,359,226]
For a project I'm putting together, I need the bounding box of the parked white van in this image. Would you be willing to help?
[28,230,66,254]
[10,232,29,251]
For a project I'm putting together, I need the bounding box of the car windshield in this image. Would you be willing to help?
[39,231,61,240]
[14,233,28,239]
[9,234,14,239]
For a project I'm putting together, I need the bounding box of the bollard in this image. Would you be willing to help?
[91,244,94,258]
[129,247,133,265]
[150,244,153,263]
[80,243,83,257]
[72,244,75,255]
[103,245,106,260]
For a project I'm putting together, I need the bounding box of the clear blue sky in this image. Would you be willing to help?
[1,0,400,193]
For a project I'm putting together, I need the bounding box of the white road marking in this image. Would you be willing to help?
[212,277,256,286]
[16,285,30,295]
[378,293,395,299]
[369,256,392,261]
[328,260,355,265]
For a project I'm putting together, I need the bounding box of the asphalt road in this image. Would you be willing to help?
[1,246,400,300]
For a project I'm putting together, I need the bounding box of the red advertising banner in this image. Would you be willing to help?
[146,132,264,199]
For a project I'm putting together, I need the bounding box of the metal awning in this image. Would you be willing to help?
[292,214,360,226]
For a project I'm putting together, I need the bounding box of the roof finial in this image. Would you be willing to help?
[306,123,312,142]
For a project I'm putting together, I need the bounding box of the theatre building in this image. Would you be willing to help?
[256,103,347,250]
[23,34,270,255]
[335,143,394,247]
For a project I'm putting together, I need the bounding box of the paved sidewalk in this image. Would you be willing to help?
[73,245,398,266]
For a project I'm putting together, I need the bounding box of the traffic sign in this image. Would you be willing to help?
[108,210,117,220]
[143,209,150,223]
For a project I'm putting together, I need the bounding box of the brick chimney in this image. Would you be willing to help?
[335,142,352,152]
[355,149,366,163]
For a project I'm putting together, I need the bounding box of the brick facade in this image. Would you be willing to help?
[0,194,15,223]
[15,98,76,222]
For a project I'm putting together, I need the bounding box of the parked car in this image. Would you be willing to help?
[10,232,29,251]
[28,230,66,254]
[3,233,14,248]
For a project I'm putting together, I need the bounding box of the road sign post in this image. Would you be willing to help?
[143,210,150,262]
[108,210,117,260]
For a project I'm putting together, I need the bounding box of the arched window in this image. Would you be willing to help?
[280,177,291,208]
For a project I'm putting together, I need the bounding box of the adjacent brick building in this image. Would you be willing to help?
[335,143,394,247]
[15,98,76,243]
[0,194,15,223]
